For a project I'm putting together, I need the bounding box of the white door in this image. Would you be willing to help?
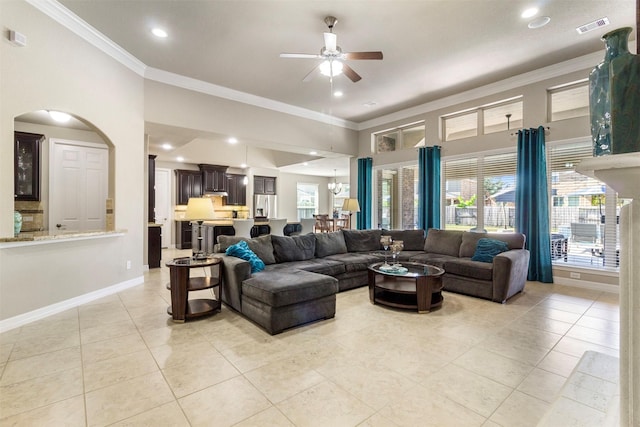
[50,139,108,233]
[155,168,172,248]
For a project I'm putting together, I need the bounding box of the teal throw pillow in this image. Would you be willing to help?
[226,240,265,273]
[471,238,510,263]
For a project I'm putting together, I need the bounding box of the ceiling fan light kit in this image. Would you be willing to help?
[280,15,383,83]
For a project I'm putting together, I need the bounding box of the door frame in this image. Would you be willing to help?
[155,167,172,248]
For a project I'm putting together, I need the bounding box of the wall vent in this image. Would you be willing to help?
[576,17,610,34]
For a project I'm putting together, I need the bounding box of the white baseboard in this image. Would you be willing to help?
[0,276,144,333]
[553,276,620,294]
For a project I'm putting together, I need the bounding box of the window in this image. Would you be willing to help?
[442,97,524,141]
[483,152,517,232]
[444,158,478,230]
[374,165,419,229]
[483,100,523,134]
[296,183,318,219]
[443,112,477,141]
[548,140,620,268]
[548,81,589,122]
[374,122,425,153]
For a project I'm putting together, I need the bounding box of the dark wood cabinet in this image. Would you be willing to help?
[254,175,276,195]
[148,225,161,268]
[199,164,228,193]
[226,174,247,205]
[176,220,193,249]
[148,155,156,223]
[14,131,44,201]
[175,170,202,205]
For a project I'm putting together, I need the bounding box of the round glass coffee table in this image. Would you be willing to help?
[367,262,445,313]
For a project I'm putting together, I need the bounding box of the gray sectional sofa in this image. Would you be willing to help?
[214,228,530,334]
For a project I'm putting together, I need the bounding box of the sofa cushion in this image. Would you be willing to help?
[315,231,348,257]
[325,252,380,273]
[265,259,346,277]
[459,232,526,258]
[342,229,382,252]
[424,229,463,257]
[242,270,338,307]
[271,234,316,263]
[225,240,265,273]
[471,238,511,263]
[408,252,459,269]
[217,234,276,265]
[382,229,425,251]
[444,259,493,281]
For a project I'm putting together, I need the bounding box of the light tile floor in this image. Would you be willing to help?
[0,249,621,426]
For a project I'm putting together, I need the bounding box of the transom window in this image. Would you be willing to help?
[442,97,523,141]
[374,122,425,153]
[548,80,589,122]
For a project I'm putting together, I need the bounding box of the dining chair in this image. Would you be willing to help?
[233,219,254,239]
[267,218,287,236]
[314,214,330,233]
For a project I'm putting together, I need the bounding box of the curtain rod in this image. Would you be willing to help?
[510,126,550,137]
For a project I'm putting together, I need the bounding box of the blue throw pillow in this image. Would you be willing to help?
[471,238,511,263]
[226,240,265,273]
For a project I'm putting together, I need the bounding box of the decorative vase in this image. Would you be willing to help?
[14,211,22,236]
[590,27,638,156]
[609,27,640,154]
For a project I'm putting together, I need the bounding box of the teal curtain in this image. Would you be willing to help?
[356,157,373,229]
[418,146,441,230]
[515,126,553,283]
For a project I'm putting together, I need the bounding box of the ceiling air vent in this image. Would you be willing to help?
[576,17,610,34]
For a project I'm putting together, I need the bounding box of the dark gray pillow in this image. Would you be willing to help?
[424,228,463,257]
[342,229,382,252]
[315,231,348,257]
[271,234,316,262]
[217,234,276,265]
[382,229,425,251]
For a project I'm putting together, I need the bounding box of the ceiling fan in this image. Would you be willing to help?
[280,16,383,83]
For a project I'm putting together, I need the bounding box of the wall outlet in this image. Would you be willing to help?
[126,260,131,270]
[570,272,580,279]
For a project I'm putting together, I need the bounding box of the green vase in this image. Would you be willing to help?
[14,211,22,236]
[589,27,633,156]
[609,27,640,154]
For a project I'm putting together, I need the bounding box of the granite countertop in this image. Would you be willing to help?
[0,229,126,244]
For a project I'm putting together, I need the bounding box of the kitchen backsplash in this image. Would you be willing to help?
[174,195,249,220]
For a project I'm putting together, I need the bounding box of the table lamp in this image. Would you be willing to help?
[185,197,215,259]
[341,198,360,229]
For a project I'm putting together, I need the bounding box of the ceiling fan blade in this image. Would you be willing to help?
[343,51,383,60]
[302,65,320,82]
[280,53,322,59]
[323,32,337,52]
[342,63,362,82]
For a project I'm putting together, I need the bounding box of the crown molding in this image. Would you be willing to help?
[27,0,146,76]
[145,67,359,130]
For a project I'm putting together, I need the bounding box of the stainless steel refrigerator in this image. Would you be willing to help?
[254,194,277,219]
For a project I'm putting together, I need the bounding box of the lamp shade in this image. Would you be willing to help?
[184,197,215,221]
[342,198,360,212]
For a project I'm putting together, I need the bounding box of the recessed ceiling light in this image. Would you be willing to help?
[240,162,247,168]
[151,28,168,38]
[176,156,184,162]
[521,7,538,19]
[310,151,317,155]
[333,91,343,97]
[528,16,551,29]
[303,162,308,166]
[228,137,238,144]
[48,110,71,122]
[161,143,172,150]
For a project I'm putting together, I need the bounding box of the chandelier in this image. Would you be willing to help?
[328,169,343,195]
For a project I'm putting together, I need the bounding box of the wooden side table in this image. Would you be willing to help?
[166,257,222,323]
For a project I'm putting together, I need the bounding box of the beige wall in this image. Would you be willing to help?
[1,1,145,321]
